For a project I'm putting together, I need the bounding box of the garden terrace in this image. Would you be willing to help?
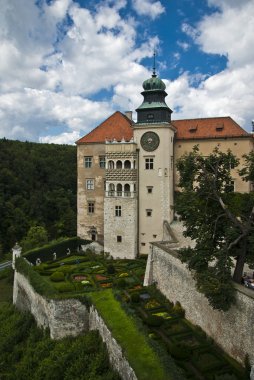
[16,250,247,380]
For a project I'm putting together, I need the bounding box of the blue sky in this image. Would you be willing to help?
[0,0,253,144]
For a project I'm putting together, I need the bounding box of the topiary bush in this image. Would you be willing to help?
[115,278,127,288]
[107,264,115,274]
[145,315,163,327]
[50,271,65,282]
[130,292,140,303]
[55,282,75,293]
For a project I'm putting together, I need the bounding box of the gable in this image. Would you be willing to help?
[76,111,133,144]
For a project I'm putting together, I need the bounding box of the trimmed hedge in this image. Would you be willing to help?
[23,237,90,265]
[50,271,65,282]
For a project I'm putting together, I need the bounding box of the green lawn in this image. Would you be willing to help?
[90,289,176,380]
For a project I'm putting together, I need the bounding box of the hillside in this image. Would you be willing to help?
[0,139,77,254]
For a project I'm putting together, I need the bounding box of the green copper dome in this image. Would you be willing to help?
[142,75,166,91]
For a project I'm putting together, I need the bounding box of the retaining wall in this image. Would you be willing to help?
[13,271,136,380]
[144,243,254,366]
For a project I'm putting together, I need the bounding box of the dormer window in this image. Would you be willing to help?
[189,126,197,133]
[216,124,224,131]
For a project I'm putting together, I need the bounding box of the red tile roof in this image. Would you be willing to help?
[77,113,251,145]
[76,111,133,144]
[172,116,250,140]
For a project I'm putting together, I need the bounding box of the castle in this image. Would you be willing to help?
[76,70,253,259]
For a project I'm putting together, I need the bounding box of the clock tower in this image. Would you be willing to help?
[134,68,175,254]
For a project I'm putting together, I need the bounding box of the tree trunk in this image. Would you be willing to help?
[232,239,247,283]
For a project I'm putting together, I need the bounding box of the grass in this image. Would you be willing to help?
[90,289,173,380]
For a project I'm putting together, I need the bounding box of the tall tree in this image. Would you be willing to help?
[175,146,254,311]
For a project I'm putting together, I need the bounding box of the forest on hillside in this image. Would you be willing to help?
[0,139,77,255]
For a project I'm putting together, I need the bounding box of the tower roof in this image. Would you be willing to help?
[142,75,166,91]
[76,111,133,144]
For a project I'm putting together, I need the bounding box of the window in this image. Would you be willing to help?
[84,156,92,168]
[115,206,122,217]
[108,160,114,169]
[147,186,153,194]
[153,235,157,238]
[146,209,152,217]
[88,202,94,213]
[145,158,154,170]
[99,156,105,168]
[141,242,146,246]
[86,179,94,190]
[147,113,154,120]
[117,236,122,243]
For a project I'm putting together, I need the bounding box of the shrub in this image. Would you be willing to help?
[55,282,75,293]
[50,271,65,282]
[115,278,127,288]
[145,315,163,327]
[131,292,140,303]
[173,301,185,317]
[107,264,115,274]
[168,343,191,360]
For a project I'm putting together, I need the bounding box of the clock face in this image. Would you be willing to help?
[140,131,160,152]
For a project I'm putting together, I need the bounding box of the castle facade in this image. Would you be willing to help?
[76,73,253,258]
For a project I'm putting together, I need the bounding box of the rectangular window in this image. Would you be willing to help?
[84,156,92,168]
[88,202,94,213]
[146,209,152,217]
[86,179,94,190]
[145,158,154,170]
[141,242,146,246]
[99,156,106,168]
[147,186,153,194]
[115,206,122,217]
[225,180,235,192]
[117,235,122,243]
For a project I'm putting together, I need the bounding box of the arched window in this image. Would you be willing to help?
[124,160,131,169]
[109,183,115,196]
[116,160,122,169]
[108,160,114,169]
[124,183,130,196]
[116,183,122,196]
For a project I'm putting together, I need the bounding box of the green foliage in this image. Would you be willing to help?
[0,139,77,254]
[168,342,191,360]
[107,264,116,274]
[21,226,48,252]
[15,257,56,297]
[172,301,185,317]
[23,237,88,264]
[145,315,163,327]
[115,278,127,288]
[50,271,65,282]
[130,292,140,303]
[0,303,120,380]
[54,282,75,293]
[176,147,254,311]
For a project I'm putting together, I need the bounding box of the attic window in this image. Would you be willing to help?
[189,126,197,132]
[216,124,224,131]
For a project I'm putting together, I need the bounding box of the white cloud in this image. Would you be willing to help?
[39,130,80,145]
[177,41,190,51]
[176,0,254,131]
[0,0,160,142]
[132,0,165,20]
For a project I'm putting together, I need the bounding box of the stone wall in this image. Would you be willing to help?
[104,197,137,259]
[89,306,137,380]
[13,271,137,380]
[144,243,254,366]
[13,271,89,339]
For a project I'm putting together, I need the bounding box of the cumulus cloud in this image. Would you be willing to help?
[177,0,254,130]
[0,0,158,143]
[131,0,165,19]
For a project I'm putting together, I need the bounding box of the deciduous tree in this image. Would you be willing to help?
[176,146,254,311]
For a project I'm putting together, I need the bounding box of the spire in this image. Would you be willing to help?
[152,50,157,77]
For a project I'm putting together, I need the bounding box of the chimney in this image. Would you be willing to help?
[125,111,133,121]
